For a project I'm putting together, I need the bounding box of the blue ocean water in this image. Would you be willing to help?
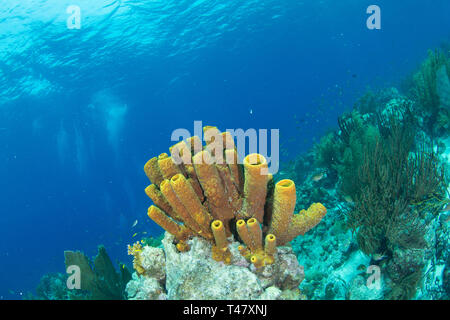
[0,0,449,299]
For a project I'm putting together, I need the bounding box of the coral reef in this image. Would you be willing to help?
[126,274,167,300]
[24,273,84,300]
[340,107,447,299]
[127,242,166,280]
[26,45,450,301]
[141,126,326,269]
[288,83,449,299]
[125,232,305,300]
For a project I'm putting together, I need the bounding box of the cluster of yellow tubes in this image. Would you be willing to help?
[143,126,327,268]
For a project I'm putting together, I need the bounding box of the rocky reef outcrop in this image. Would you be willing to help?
[126,232,305,300]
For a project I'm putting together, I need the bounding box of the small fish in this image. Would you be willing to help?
[132,232,138,238]
[132,219,138,228]
[249,108,253,115]
[312,173,324,182]
[344,195,354,203]
[372,253,387,261]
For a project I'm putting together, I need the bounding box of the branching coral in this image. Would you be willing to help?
[314,110,381,197]
[346,111,447,254]
[343,111,448,299]
[142,126,327,268]
[312,98,447,299]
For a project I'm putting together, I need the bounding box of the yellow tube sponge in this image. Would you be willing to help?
[250,255,264,269]
[211,220,232,264]
[237,219,277,268]
[204,127,236,166]
[224,148,244,194]
[280,203,327,245]
[211,220,228,249]
[236,219,255,251]
[193,150,234,221]
[247,218,263,251]
[203,126,222,146]
[264,234,277,265]
[143,125,328,267]
[187,177,205,203]
[170,173,213,237]
[144,157,164,186]
[268,179,297,239]
[186,136,203,156]
[157,153,182,180]
[238,245,250,258]
[147,205,189,243]
[241,154,270,223]
[169,141,204,201]
[264,234,277,256]
[159,179,205,238]
[145,184,180,221]
[215,162,242,214]
[222,131,236,150]
[169,141,192,166]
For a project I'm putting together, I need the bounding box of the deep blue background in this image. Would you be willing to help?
[0,0,449,299]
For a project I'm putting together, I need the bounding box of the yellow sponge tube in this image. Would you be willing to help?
[211,220,228,249]
[169,141,192,166]
[268,179,297,239]
[157,153,182,180]
[236,219,254,251]
[144,157,164,186]
[281,203,327,244]
[250,254,264,269]
[247,218,263,251]
[186,136,203,155]
[187,177,204,202]
[193,150,233,221]
[145,184,179,221]
[264,234,277,256]
[203,126,223,162]
[159,179,205,237]
[222,132,235,150]
[215,162,242,213]
[225,148,243,194]
[203,126,222,146]
[241,154,269,223]
[169,141,204,201]
[170,173,213,236]
[147,205,188,241]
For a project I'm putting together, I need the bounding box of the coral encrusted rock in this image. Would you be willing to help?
[125,232,305,300]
